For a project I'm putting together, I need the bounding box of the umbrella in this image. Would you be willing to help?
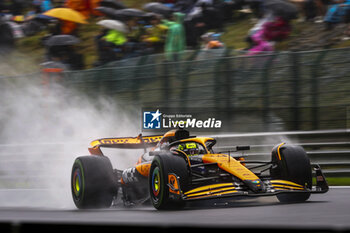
[143,2,173,17]
[95,6,123,20]
[99,0,126,10]
[97,19,128,33]
[263,0,298,20]
[114,8,150,18]
[195,0,214,6]
[45,34,80,46]
[43,8,88,24]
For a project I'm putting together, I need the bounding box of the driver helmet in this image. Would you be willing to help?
[178,142,199,156]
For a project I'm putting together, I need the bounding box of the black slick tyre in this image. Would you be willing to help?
[149,153,189,210]
[71,155,117,209]
[270,144,312,203]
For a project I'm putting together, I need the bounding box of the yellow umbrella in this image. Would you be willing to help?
[43,8,88,24]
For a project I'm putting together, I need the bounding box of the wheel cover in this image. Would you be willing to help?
[151,167,161,198]
[72,169,82,198]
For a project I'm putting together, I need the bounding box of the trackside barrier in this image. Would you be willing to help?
[210,129,350,177]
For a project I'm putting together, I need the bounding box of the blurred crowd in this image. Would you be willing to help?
[1,0,350,70]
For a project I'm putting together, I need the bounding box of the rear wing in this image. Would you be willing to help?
[88,134,163,155]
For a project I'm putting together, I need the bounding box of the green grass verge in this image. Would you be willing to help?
[325,177,350,186]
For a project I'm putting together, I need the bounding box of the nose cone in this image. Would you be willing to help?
[244,179,266,193]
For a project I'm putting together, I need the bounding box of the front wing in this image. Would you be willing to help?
[168,164,329,201]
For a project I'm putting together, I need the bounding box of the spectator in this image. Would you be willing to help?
[103,28,127,46]
[123,17,146,58]
[201,32,224,50]
[263,17,291,42]
[162,12,186,61]
[247,30,274,55]
[246,13,291,55]
[314,0,330,22]
[60,20,78,35]
[40,0,53,12]
[324,0,350,29]
[185,1,223,48]
[303,0,318,21]
[95,26,127,65]
[248,12,274,39]
[94,29,114,66]
[65,0,90,19]
[141,15,168,53]
[126,17,144,43]
[65,45,84,70]
[199,1,224,31]
[47,19,78,35]
[201,32,214,49]
[47,45,84,70]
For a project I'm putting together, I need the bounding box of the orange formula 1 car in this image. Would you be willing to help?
[71,129,328,210]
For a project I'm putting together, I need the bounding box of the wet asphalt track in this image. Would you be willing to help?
[0,187,349,232]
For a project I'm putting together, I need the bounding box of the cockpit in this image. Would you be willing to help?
[156,129,217,157]
[170,141,207,156]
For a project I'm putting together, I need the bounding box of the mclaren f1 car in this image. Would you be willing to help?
[71,129,328,210]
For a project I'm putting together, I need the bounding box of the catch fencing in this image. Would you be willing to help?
[1,47,350,132]
[61,47,350,132]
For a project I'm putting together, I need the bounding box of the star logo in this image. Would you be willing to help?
[151,109,162,122]
[143,109,162,129]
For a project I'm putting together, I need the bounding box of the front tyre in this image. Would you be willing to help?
[270,144,312,203]
[149,153,189,210]
[71,155,117,209]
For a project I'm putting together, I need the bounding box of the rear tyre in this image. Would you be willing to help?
[149,153,189,210]
[71,155,117,209]
[270,144,312,203]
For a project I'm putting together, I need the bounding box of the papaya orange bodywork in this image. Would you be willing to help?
[88,146,103,156]
[135,163,151,177]
[168,174,180,194]
[202,154,259,181]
